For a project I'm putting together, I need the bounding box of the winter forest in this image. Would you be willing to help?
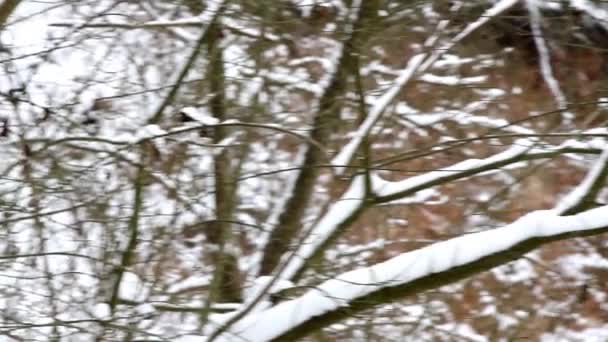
[2,0,608,340]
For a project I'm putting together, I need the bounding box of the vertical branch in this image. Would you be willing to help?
[181,0,242,305]
[351,50,373,193]
[258,0,379,276]
[108,162,145,311]
[20,141,62,341]
[203,19,242,306]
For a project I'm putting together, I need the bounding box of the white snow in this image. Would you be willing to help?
[371,139,533,199]
[542,326,608,342]
[93,303,112,320]
[492,259,537,283]
[130,124,167,143]
[180,107,220,125]
[557,253,608,280]
[554,146,608,214]
[400,110,536,135]
[168,275,210,294]
[118,271,149,302]
[418,74,487,86]
[570,0,608,31]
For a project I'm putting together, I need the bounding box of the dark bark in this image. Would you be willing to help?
[258,0,381,277]
[206,20,242,303]
[0,0,21,29]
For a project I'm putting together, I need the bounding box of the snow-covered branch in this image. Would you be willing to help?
[419,0,520,72]
[280,138,605,283]
[221,204,608,341]
[525,0,567,109]
[554,146,608,215]
[332,53,425,174]
[332,0,523,174]
[330,20,450,174]
[372,139,535,201]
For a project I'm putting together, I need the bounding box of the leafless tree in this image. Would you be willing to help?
[2,0,608,341]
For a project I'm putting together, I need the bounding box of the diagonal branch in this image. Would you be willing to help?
[148,0,225,124]
[332,0,517,175]
[0,0,22,29]
[225,204,608,341]
[108,163,145,312]
[331,53,426,174]
[331,18,450,175]
[554,146,608,215]
[419,0,520,72]
[280,139,606,281]
[257,0,380,277]
[331,0,519,175]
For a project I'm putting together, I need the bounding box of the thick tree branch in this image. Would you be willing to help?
[225,205,608,341]
[203,18,242,306]
[0,0,21,29]
[281,139,606,281]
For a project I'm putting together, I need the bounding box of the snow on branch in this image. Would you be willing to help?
[331,19,450,174]
[372,139,534,201]
[364,61,487,86]
[418,74,487,86]
[372,136,608,205]
[525,0,567,109]
[280,138,605,285]
[553,146,608,215]
[397,109,536,135]
[331,53,426,174]
[222,204,608,341]
[569,0,608,31]
[419,0,520,72]
[331,0,522,174]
